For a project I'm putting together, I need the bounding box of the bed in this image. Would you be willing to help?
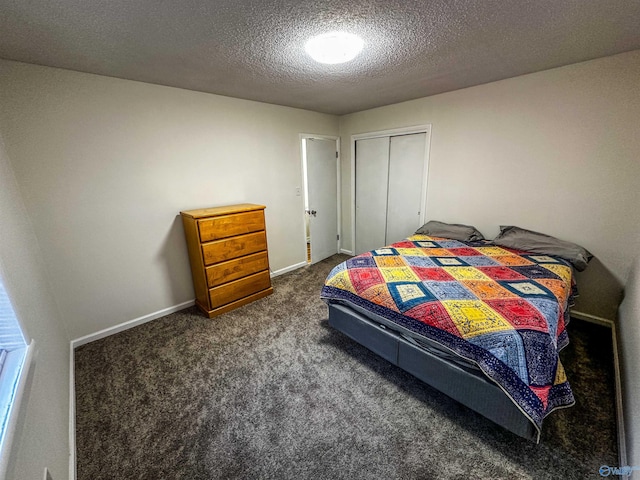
[321,234,578,442]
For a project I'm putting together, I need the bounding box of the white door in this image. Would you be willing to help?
[306,138,338,264]
[385,133,427,244]
[355,136,390,255]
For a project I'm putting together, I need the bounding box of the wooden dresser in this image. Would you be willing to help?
[180,204,273,318]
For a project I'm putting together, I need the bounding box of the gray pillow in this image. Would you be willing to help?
[415,220,485,242]
[493,225,593,271]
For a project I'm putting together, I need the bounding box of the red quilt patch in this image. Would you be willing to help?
[348,268,384,294]
[476,266,528,281]
[485,298,550,333]
[405,301,461,337]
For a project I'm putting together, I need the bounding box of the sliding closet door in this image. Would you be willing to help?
[385,133,427,244]
[355,136,390,255]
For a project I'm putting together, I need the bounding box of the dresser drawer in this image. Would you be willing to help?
[201,231,267,265]
[198,210,265,243]
[209,270,271,308]
[205,251,269,288]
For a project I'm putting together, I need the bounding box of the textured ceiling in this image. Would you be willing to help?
[1,0,639,115]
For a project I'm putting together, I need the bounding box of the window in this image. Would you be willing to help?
[0,275,31,476]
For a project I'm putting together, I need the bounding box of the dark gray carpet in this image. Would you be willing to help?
[75,254,617,479]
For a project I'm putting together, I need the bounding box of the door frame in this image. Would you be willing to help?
[351,124,432,254]
[299,133,341,263]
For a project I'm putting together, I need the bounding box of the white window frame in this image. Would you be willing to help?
[0,270,34,478]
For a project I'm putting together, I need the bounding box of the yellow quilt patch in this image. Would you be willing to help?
[407,234,438,242]
[379,267,421,283]
[442,300,512,338]
[554,361,567,384]
[541,263,572,285]
[394,248,427,257]
[443,267,491,281]
[325,270,356,294]
[475,246,512,256]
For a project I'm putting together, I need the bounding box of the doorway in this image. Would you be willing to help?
[301,135,340,264]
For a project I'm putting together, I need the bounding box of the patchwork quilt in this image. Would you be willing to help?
[321,234,576,433]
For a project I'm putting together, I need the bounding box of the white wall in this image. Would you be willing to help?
[0,60,339,339]
[339,50,640,321]
[0,136,70,480]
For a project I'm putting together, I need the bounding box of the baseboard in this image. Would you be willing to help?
[69,342,76,480]
[569,309,614,327]
[570,310,626,467]
[340,249,354,255]
[71,300,195,349]
[270,261,307,278]
[611,324,628,468]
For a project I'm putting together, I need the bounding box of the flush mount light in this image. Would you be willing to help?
[305,31,364,64]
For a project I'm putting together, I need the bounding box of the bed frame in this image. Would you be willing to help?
[328,301,539,442]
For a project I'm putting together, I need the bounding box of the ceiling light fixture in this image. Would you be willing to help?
[305,31,364,64]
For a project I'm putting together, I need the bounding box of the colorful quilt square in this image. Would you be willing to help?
[403,255,437,268]
[324,269,356,294]
[447,247,483,257]
[494,255,536,267]
[433,257,467,267]
[519,330,560,386]
[379,267,421,283]
[423,281,477,300]
[414,241,438,248]
[436,239,467,248]
[374,255,407,268]
[327,262,346,275]
[443,267,491,281]
[501,281,555,299]
[346,256,377,269]
[413,267,455,281]
[476,266,528,281]
[540,263,573,285]
[392,240,418,248]
[536,279,570,304]
[485,298,550,333]
[511,265,561,280]
[469,331,528,382]
[347,267,384,294]
[422,248,456,257]
[361,283,399,312]
[388,282,436,312]
[372,248,396,256]
[458,255,500,267]
[475,246,513,256]
[462,280,517,300]
[527,298,560,339]
[441,300,513,338]
[395,248,427,257]
[528,255,559,264]
[405,301,461,337]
